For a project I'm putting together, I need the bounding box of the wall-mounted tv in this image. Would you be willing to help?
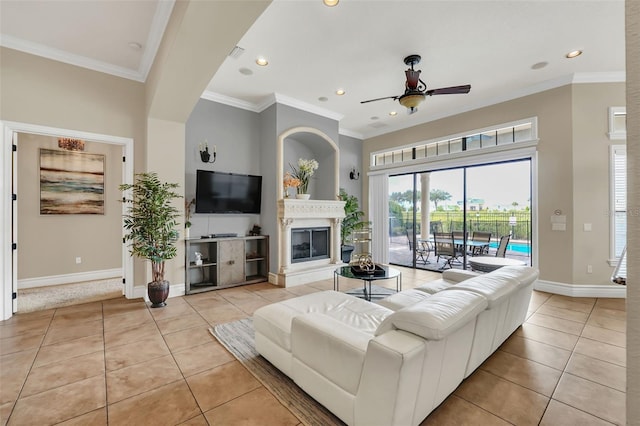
[195,170,262,214]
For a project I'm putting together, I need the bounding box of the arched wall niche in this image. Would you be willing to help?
[277,126,340,200]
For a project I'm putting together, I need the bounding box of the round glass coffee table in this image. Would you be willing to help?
[334,265,402,301]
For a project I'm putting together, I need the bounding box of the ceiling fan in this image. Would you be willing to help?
[360,54,471,114]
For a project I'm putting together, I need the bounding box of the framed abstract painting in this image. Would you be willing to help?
[40,148,105,214]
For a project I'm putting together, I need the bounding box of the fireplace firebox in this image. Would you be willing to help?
[291,227,330,263]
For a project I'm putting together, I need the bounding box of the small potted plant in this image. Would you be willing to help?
[120,172,181,308]
[338,188,368,263]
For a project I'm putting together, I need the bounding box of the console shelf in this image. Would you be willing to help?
[185,235,269,295]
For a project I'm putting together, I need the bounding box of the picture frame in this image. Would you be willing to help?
[40,148,105,215]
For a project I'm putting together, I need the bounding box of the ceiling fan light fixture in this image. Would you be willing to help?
[398,93,425,110]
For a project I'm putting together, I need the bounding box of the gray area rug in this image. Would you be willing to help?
[210,318,344,426]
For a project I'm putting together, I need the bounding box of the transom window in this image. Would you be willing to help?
[371,119,536,167]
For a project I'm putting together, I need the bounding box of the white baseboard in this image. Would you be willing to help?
[535,280,626,298]
[132,282,185,302]
[18,268,122,289]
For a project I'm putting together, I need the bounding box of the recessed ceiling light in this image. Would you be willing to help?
[318,96,328,102]
[256,57,268,66]
[239,67,253,76]
[389,111,398,116]
[370,116,379,121]
[128,42,142,50]
[335,89,345,96]
[531,61,548,70]
[565,50,582,59]
[323,0,339,6]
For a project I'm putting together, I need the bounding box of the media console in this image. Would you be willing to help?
[185,235,269,294]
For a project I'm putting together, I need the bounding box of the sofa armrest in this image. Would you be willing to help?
[291,313,372,395]
[355,330,427,426]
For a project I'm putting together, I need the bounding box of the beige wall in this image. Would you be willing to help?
[571,83,626,284]
[17,134,122,280]
[1,47,146,284]
[364,83,624,285]
[1,47,147,177]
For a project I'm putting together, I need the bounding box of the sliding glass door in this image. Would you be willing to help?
[388,159,532,271]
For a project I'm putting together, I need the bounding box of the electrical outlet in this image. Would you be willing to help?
[75,257,82,264]
[587,264,593,274]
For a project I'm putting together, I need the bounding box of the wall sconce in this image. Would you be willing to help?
[199,141,216,163]
[349,167,360,180]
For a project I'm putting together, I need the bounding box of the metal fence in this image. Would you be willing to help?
[390,211,531,241]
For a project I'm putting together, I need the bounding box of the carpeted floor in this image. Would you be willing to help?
[211,318,345,426]
[17,278,123,313]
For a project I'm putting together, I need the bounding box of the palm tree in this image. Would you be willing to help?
[430,189,452,210]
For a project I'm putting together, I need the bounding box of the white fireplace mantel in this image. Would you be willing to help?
[276,199,345,286]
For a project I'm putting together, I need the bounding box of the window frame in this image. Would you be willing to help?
[609,144,626,265]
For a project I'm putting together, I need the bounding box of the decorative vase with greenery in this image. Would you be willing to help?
[120,172,181,308]
[338,188,368,263]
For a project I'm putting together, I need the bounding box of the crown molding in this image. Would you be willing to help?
[272,93,344,122]
[200,91,263,112]
[339,128,364,140]
[0,34,145,81]
[200,91,346,123]
[138,0,175,81]
[572,71,626,83]
[0,1,174,83]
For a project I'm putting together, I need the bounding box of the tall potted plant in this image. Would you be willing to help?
[120,173,181,308]
[338,188,367,263]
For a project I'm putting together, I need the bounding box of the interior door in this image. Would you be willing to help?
[11,132,18,313]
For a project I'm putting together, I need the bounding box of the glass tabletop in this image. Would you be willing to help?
[335,264,400,281]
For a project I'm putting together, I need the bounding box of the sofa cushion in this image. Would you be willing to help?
[377,288,432,311]
[254,290,391,352]
[442,273,520,309]
[491,266,538,288]
[413,279,454,294]
[375,290,488,340]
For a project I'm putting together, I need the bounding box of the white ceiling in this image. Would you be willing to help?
[0,0,625,139]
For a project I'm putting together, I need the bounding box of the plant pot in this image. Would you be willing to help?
[148,280,169,308]
[341,244,355,263]
[296,194,311,200]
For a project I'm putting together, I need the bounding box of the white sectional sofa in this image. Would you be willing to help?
[253,266,539,426]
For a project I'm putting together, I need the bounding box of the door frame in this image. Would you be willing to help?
[1,120,134,320]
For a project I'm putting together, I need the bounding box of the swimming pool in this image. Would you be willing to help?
[489,241,531,254]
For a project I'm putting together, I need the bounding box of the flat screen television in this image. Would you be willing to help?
[195,170,262,214]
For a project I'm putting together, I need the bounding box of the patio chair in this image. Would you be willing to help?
[415,239,433,265]
[434,232,457,269]
[469,231,491,256]
[496,235,510,257]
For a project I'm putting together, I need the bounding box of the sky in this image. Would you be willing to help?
[388,160,531,210]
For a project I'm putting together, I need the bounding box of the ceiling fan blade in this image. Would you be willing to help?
[425,85,471,96]
[360,95,399,104]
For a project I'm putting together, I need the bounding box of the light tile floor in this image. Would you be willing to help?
[0,267,626,425]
